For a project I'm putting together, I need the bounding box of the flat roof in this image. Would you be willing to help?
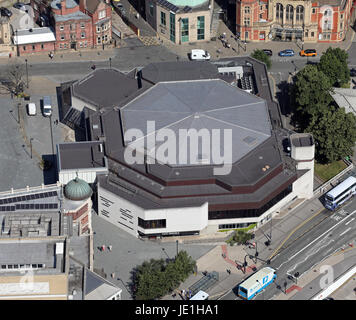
[290,134,314,147]
[141,61,219,83]
[58,141,106,170]
[13,27,56,45]
[72,69,150,110]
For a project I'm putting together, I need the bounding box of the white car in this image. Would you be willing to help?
[27,103,36,116]
[190,49,210,61]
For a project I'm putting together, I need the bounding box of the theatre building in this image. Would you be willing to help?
[57,59,315,239]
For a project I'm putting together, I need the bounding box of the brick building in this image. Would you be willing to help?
[13,27,56,56]
[30,0,111,51]
[236,0,355,43]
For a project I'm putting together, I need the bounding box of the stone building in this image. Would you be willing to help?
[236,0,355,43]
[0,16,16,55]
[145,0,214,44]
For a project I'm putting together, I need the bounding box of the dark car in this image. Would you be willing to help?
[262,49,273,56]
[13,2,27,11]
[350,68,356,77]
[0,7,12,17]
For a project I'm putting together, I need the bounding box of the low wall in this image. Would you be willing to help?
[313,161,354,197]
[312,265,356,300]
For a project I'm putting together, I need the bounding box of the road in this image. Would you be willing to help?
[221,198,356,300]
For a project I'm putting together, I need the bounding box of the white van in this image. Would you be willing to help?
[190,49,211,61]
[42,96,52,117]
[189,290,209,300]
[27,103,36,116]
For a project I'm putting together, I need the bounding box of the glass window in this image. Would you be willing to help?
[81,22,85,28]
[81,32,86,38]
[244,6,250,14]
[197,16,204,40]
[99,10,106,19]
[149,2,154,16]
[138,218,166,229]
[181,18,189,43]
[23,46,26,51]
[170,12,175,42]
[209,185,293,220]
[161,11,166,26]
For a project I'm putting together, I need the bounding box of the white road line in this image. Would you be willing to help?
[345,218,355,226]
[284,209,356,262]
[339,227,352,237]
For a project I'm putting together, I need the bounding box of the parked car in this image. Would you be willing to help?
[278,49,295,57]
[13,2,27,11]
[0,7,12,17]
[300,49,317,57]
[262,49,273,56]
[111,0,125,15]
[27,103,37,116]
[350,68,356,77]
[42,96,52,117]
[189,49,210,61]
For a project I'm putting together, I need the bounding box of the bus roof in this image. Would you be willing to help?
[326,176,356,198]
[239,267,275,290]
[190,290,209,300]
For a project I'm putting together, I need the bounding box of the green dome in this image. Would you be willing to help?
[64,177,93,201]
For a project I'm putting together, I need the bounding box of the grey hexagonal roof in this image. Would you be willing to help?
[120,79,271,166]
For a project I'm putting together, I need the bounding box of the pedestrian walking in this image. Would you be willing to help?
[102,244,106,251]
[111,272,115,279]
[108,245,112,251]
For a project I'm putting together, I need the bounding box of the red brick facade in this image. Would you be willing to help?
[236,0,354,43]
[17,40,55,55]
[30,0,112,51]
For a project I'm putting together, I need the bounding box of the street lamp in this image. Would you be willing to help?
[25,59,29,88]
[176,240,179,258]
[17,102,21,124]
[49,114,55,156]
[30,137,34,159]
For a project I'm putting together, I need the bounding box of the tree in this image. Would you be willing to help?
[233,230,253,245]
[306,107,356,163]
[318,47,350,87]
[291,64,332,129]
[0,62,27,96]
[132,251,196,300]
[251,49,271,69]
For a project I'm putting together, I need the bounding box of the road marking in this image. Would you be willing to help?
[286,209,356,262]
[268,207,324,260]
[345,218,355,226]
[339,227,351,237]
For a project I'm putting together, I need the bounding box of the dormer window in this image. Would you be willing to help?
[99,10,106,19]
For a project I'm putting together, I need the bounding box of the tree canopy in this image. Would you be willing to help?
[251,49,271,69]
[290,48,356,164]
[306,107,356,163]
[318,47,350,87]
[291,64,333,129]
[132,250,196,300]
